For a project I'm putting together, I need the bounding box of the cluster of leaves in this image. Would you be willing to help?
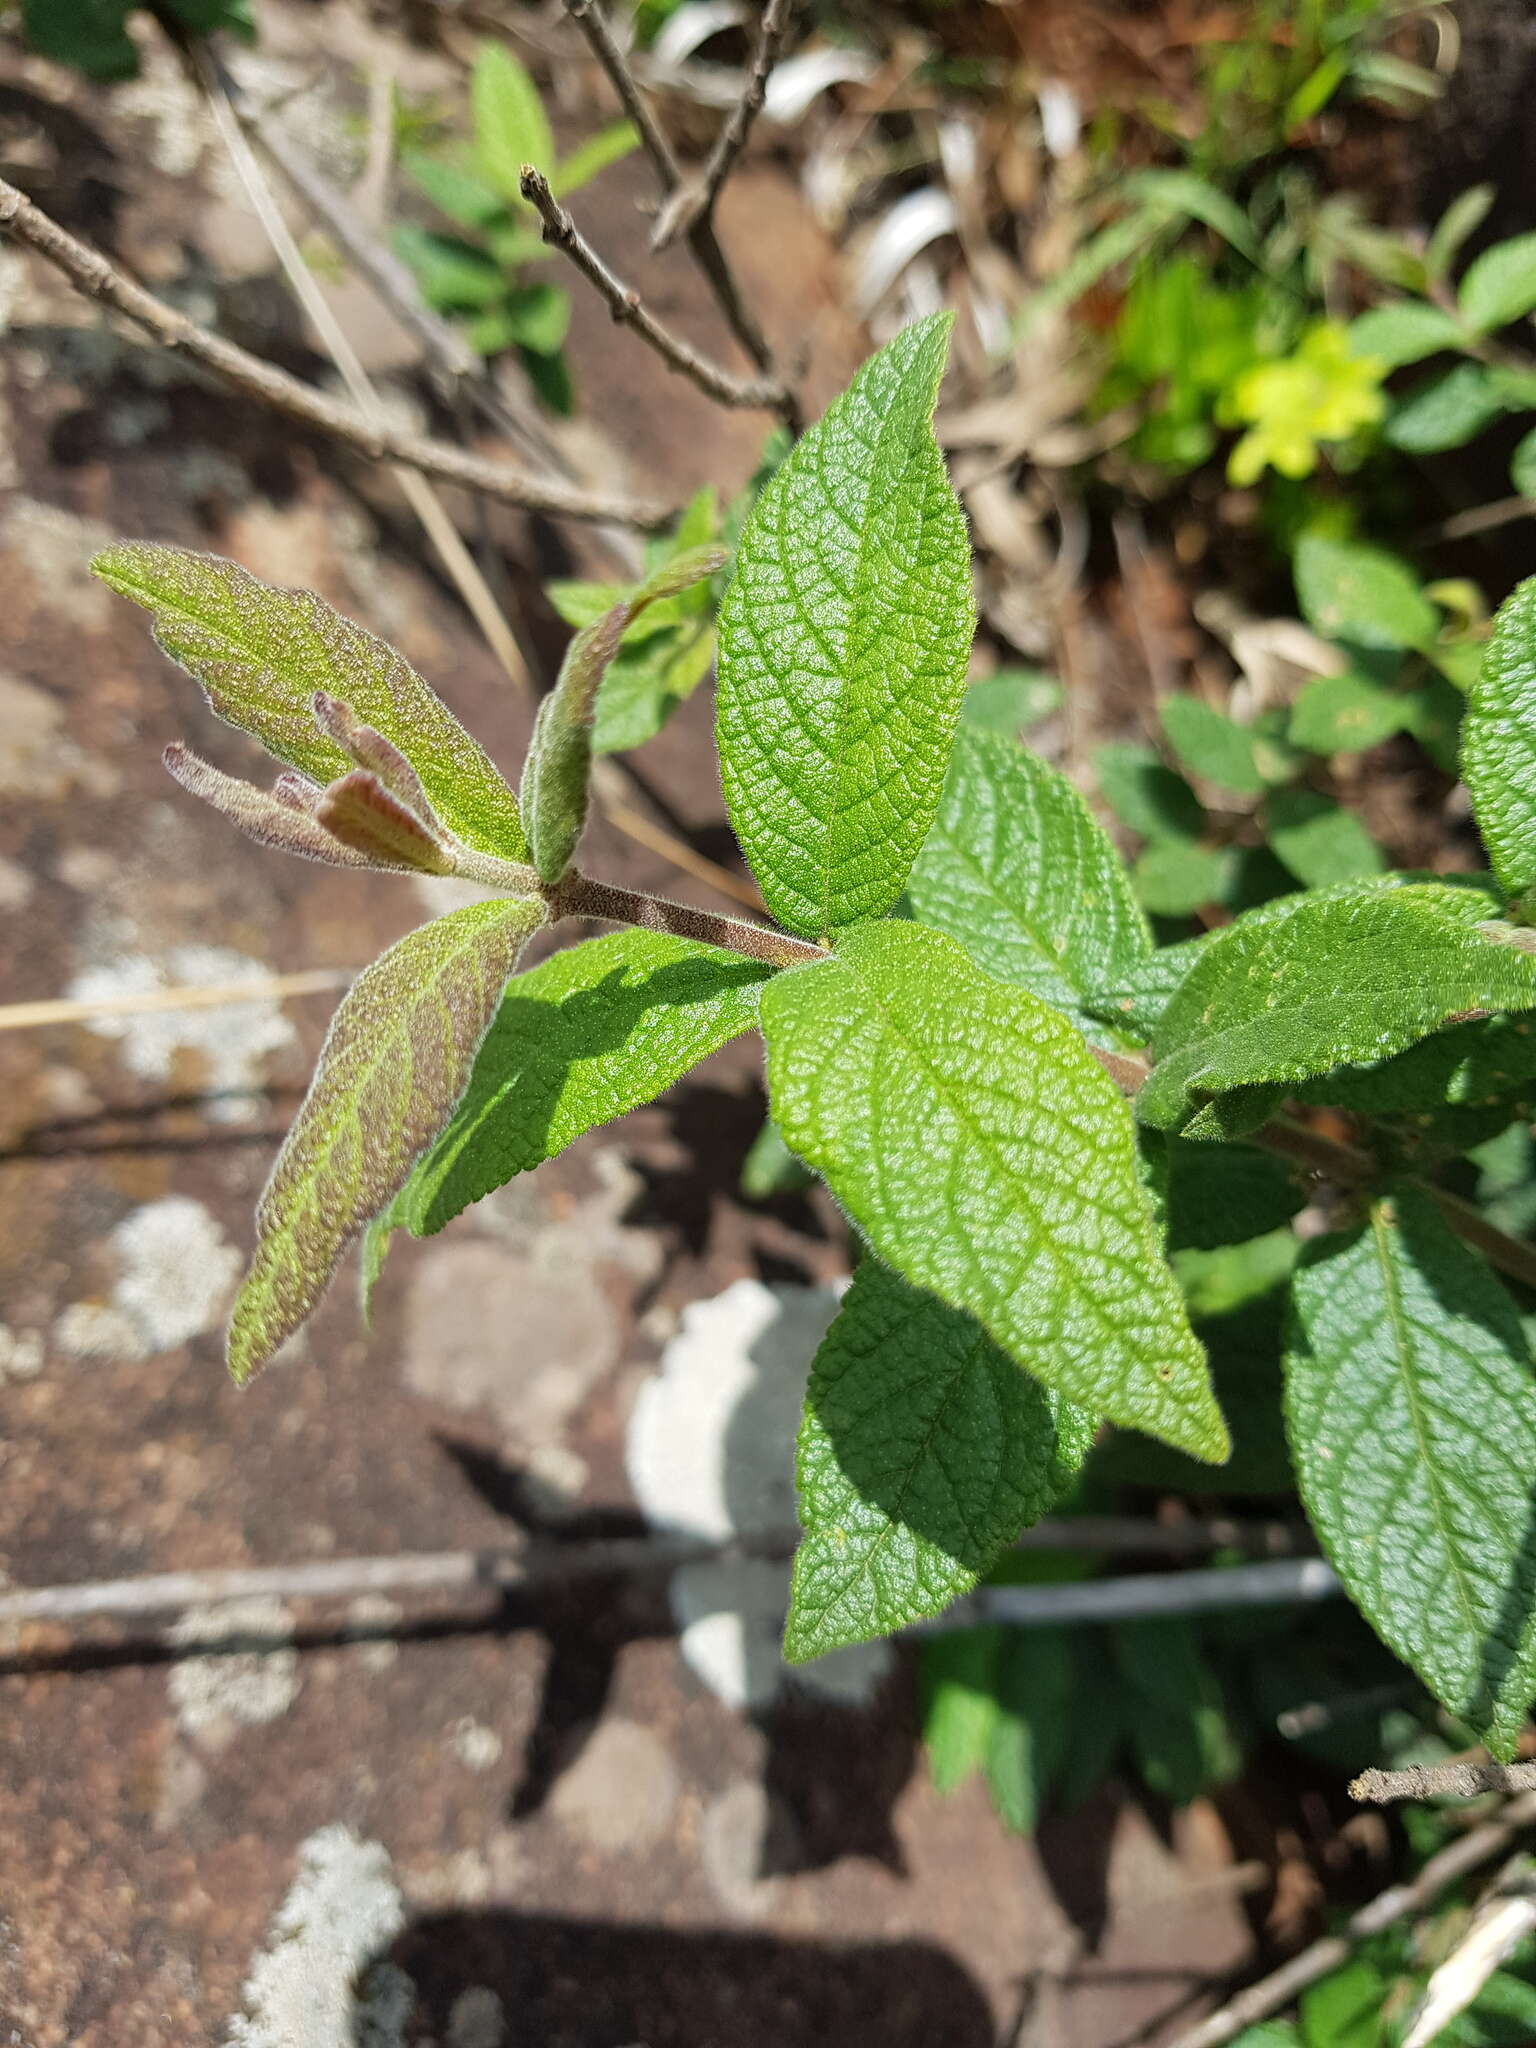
[394,43,636,412]
[1097,533,1481,924]
[99,314,1536,1782]
[17,0,251,79]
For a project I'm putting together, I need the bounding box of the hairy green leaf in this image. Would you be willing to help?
[1346,301,1467,369]
[1293,534,1437,653]
[1082,934,1214,1043]
[591,622,716,755]
[1285,1190,1536,1757]
[906,729,1150,1030]
[1293,1010,1536,1115]
[1459,232,1536,336]
[1138,886,1536,1132]
[386,929,772,1240]
[961,670,1061,734]
[1463,576,1536,898]
[228,897,543,1382]
[785,1262,1093,1658]
[1133,840,1232,918]
[93,544,527,859]
[715,314,973,939]
[472,41,553,199]
[522,545,726,881]
[760,920,1225,1460]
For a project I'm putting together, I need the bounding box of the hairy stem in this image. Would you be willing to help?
[550,870,825,968]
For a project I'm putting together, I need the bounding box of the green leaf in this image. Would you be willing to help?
[1124,167,1267,268]
[21,0,137,78]
[1386,362,1509,454]
[1289,672,1410,754]
[1265,788,1385,888]
[1293,534,1438,653]
[1511,425,1536,501]
[553,119,639,195]
[739,1118,814,1200]
[392,224,506,312]
[1285,1189,1536,1758]
[227,897,543,1382]
[715,313,974,940]
[922,1626,1004,1792]
[1165,1141,1304,1253]
[1161,694,1268,796]
[497,282,570,355]
[385,930,772,1239]
[786,1261,1092,1658]
[521,544,726,881]
[472,41,554,200]
[1346,301,1467,369]
[1133,839,1232,917]
[1427,184,1495,283]
[905,729,1150,1030]
[1115,1616,1238,1805]
[1459,232,1536,335]
[1082,934,1214,1043]
[961,669,1062,734]
[404,150,508,232]
[1096,742,1205,842]
[984,1627,1075,1834]
[1464,576,1536,899]
[1293,1009,1536,1116]
[1298,1955,1390,2048]
[1138,885,1536,1133]
[760,919,1226,1460]
[592,623,716,755]
[92,544,528,859]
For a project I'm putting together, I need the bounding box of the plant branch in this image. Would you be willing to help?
[519,168,788,413]
[1353,1761,1536,1805]
[651,0,793,251]
[1167,1792,1536,2048]
[560,0,802,432]
[551,868,825,969]
[0,174,669,529]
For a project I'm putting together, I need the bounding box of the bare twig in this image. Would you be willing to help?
[1167,1793,1536,2048]
[1352,1761,1536,1805]
[0,969,352,1034]
[651,0,794,250]
[519,167,788,413]
[560,0,801,431]
[939,1558,1342,1631]
[0,1520,1315,1633]
[1402,1855,1536,2048]
[0,174,668,529]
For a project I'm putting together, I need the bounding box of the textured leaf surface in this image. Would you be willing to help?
[715,314,974,938]
[94,544,526,858]
[906,729,1149,1028]
[1138,886,1536,1132]
[760,920,1225,1459]
[1285,1190,1536,1757]
[785,1262,1093,1658]
[387,930,772,1237]
[1083,935,1214,1043]
[228,897,543,1381]
[1463,576,1536,897]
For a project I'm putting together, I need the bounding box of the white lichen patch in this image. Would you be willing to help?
[0,1325,44,1385]
[68,943,297,1119]
[448,1717,503,1773]
[54,1195,241,1363]
[168,1596,302,1745]
[226,1824,408,2048]
[626,1278,892,1710]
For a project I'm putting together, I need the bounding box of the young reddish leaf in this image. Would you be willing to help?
[315,770,457,874]
[92,544,527,858]
[228,895,544,1382]
[311,692,440,825]
[164,743,375,869]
